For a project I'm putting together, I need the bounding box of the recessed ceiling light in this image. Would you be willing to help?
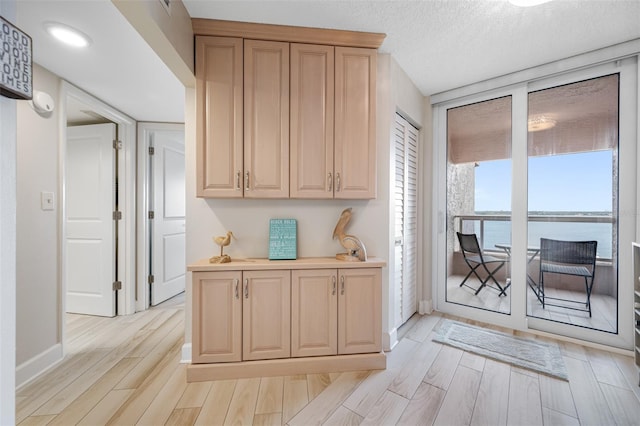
[509,0,553,6]
[528,115,557,132]
[43,22,91,48]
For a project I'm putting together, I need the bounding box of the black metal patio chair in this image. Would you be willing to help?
[538,238,598,317]
[456,232,509,296]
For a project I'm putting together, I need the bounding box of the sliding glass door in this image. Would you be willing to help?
[445,96,512,315]
[526,74,619,334]
[435,58,636,349]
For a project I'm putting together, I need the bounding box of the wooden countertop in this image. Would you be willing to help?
[188,256,386,272]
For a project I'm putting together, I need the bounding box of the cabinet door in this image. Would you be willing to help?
[242,270,291,360]
[195,36,243,198]
[334,47,377,199]
[244,40,289,198]
[290,44,335,199]
[192,271,242,363]
[338,268,382,354]
[291,269,338,357]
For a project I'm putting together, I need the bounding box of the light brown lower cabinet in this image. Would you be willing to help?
[191,270,242,363]
[191,269,290,363]
[291,268,381,357]
[242,270,291,360]
[189,258,385,381]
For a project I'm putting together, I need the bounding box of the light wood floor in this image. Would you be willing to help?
[16,293,640,425]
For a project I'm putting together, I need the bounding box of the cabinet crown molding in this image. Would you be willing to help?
[192,19,386,49]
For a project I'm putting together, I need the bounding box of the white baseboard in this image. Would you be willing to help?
[16,343,63,390]
[419,299,433,315]
[181,343,192,364]
[383,328,398,352]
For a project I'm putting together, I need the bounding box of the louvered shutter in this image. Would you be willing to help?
[394,113,419,327]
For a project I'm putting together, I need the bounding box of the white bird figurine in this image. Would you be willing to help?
[333,208,367,261]
[214,231,234,257]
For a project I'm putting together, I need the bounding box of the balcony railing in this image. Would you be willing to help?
[455,214,615,261]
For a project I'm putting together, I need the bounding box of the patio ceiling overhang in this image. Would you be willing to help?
[447,74,619,164]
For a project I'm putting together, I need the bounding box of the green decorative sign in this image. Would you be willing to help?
[269,219,297,260]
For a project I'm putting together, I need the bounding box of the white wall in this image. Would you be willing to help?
[0,1,17,421]
[113,0,195,87]
[390,58,424,123]
[184,53,426,354]
[15,64,62,385]
[380,54,428,344]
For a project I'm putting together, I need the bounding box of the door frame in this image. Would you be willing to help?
[432,86,527,332]
[136,122,185,311]
[431,51,639,350]
[59,81,137,341]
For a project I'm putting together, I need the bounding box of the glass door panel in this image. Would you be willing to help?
[526,74,619,333]
[446,96,512,314]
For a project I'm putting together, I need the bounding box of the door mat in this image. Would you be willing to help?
[433,319,568,381]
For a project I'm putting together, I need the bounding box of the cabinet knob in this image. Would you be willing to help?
[336,173,341,192]
[234,279,239,299]
[244,279,249,299]
[332,276,336,295]
[340,275,345,295]
[327,173,333,192]
[236,171,241,190]
[245,171,250,191]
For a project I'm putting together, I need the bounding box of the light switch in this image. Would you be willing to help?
[41,191,55,211]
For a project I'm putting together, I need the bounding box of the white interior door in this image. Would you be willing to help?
[393,114,418,327]
[151,128,186,305]
[65,123,116,317]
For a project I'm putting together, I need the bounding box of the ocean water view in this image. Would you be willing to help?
[464,219,613,259]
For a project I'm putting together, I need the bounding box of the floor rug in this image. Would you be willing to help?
[432,319,568,380]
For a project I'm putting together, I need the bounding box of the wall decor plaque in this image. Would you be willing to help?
[0,16,32,100]
[269,219,297,260]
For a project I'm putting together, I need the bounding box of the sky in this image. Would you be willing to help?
[474,150,613,212]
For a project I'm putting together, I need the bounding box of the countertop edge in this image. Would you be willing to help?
[188,256,387,271]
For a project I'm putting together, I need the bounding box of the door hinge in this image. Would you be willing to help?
[113,281,122,291]
[113,140,123,150]
[148,146,155,155]
[148,211,155,219]
[148,275,155,284]
[113,211,122,220]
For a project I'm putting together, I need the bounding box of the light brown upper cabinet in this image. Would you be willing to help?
[195,36,243,198]
[334,47,377,199]
[244,40,290,198]
[290,45,377,199]
[195,36,289,198]
[290,44,335,198]
[194,20,384,199]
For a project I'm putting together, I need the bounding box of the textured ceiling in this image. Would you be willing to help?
[15,0,640,123]
[184,0,640,96]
